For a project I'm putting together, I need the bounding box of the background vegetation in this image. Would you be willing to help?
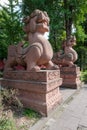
[0,88,41,130]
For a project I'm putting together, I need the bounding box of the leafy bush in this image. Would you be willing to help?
[0,88,41,130]
[23,108,41,119]
[1,88,23,113]
[81,70,87,83]
[0,89,17,130]
[0,116,17,130]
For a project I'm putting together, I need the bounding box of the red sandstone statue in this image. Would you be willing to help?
[4,9,58,71]
[52,36,78,67]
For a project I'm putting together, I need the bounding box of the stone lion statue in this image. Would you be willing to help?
[52,36,78,67]
[4,9,58,71]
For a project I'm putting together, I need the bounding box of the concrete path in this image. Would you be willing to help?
[30,84,87,130]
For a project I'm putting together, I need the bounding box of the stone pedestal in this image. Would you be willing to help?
[60,66,81,89]
[1,70,62,116]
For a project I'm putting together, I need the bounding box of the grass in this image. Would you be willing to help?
[81,70,87,83]
[0,88,41,130]
[0,116,17,130]
[23,108,41,118]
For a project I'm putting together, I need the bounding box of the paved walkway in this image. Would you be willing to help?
[30,84,87,130]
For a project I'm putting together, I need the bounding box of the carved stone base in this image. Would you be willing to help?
[60,66,81,89]
[1,70,62,116]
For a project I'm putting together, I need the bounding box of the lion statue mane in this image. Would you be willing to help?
[4,9,58,71]
[52,36,78,67]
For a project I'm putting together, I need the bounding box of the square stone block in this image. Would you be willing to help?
[60,66,82,89]
[2,70,62,116]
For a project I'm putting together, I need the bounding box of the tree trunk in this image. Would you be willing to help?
[64,0,73,39]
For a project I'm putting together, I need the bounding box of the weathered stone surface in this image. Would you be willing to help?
[60,66,81,89]
[2,70,62,116]
[4,9,58,72]
[52,36,78,67]
[3,70,60,82]
[1,9,62,116]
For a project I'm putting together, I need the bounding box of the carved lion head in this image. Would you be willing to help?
[23,9,50,34]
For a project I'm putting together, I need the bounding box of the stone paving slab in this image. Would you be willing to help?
[77,125,87,130]
[29,87,77,130]
[30,84,87,130]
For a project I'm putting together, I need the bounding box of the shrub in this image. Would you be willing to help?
[0,115,17,130]
[81,70,87,83]
[0,88,41,130]
[23,108,41,119]
[1,88,23,114]
[0,89,17,130]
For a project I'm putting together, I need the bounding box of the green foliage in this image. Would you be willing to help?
[22,0,65,51]
[81,70,87,83]
[1,88,23,112]
[0,88,41,130]
[0,89,17,130]
[0,0,23,59]
[0,88,41,120]
[23,108,41,119]
[22,0,87,51]
[75,43,87,70]
[75,25,87,42]
[0,116,17,130]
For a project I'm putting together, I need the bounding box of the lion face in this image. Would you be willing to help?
[23,9,50,34]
